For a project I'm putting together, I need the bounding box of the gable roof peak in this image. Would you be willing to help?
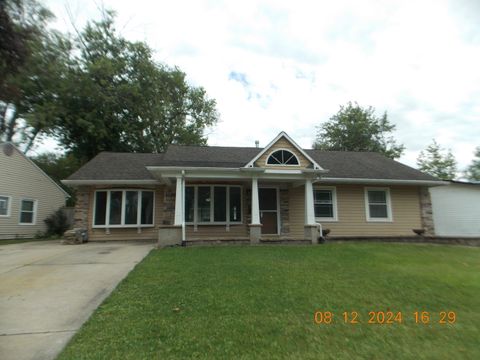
[244,131,324,170]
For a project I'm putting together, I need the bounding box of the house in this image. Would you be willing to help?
[430,180,480,237]
[62,132,444,245]
[0,143,69,239]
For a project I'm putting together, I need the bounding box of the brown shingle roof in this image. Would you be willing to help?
[66,145,439,182]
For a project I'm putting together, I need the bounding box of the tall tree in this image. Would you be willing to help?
[55,12,218,161]
[416,140,457,180]
[465,146,480,181]
[313,102,405,159]
[0,0,68,151]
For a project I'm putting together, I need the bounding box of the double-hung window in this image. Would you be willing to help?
[93,190,154,227]
[365,188,392,222]
[0,195,11,217]
[19,199,36,224]
[314,187,337,221]
[185,185,242,224]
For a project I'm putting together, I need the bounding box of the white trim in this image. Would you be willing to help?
[364,187,393,222]
[244,131,324,170]
[319,178,446,186]
[313,186,338,222]
[0,195,12,217]
[266,148,301,166]
[92,189,155,228]
[62,179,160,185]
[19,198,37,225]
[1,143,70,198]
[304,179,316,225]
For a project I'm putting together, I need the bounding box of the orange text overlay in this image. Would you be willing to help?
[313,311,456,325]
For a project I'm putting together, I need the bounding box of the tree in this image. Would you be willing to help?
[313,102,405,159]
[416,140,457,180]
[465,147,480,181]
[0,0,69,151]
[54,12,218,161]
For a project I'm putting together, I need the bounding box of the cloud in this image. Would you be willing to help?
[42,0,479,172]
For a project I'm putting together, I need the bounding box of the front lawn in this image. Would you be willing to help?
[58,243,480,359]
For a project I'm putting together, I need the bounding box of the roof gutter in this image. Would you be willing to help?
[61,179,160,186]
[319,177,449,186]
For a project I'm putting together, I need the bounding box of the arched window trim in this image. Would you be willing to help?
[266,148,301,166]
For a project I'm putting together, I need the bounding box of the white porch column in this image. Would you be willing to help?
[304,178,316,225]
[251,177,261,225]
[174,175,183,226]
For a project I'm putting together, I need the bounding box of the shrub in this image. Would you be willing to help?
[44,209,70,236]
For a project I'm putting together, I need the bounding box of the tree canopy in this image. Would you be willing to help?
[54,13,218,160]
[1,3,219,161]
[464,146,480,181]
[0,0,68,151]
[313,102,405,159]
[416,140,457,180]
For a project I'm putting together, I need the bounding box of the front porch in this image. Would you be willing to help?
[154,170,324,246]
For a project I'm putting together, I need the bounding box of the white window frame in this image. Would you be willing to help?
[19,198,37,225]
[0,195,12,217]
[313,186,338,222]
[92,189,155,228]
[364,187,393,222]
[185,185,243,225]
[266,148,301,166]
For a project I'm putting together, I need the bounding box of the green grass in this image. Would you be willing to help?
[58,243,480,360]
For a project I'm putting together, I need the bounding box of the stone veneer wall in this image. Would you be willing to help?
[280,189,290,235]
[419,187,435,236]
[74,186,90,229]
[163,186,176,225]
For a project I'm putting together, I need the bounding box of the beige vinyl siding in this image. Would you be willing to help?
[289,184,422,237]
[0,146,67,239]
[255,137,312,169]
[88,186,164,241]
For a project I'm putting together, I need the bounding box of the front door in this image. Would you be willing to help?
[259,188,278,234]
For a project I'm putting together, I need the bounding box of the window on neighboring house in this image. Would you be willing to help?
[314,188,337,221]
[266,149,299,165]
[93,190,154,227]
[365,188,392,221]
[0,196,11,217]
[184,185,242,224]
[19,199,36,224]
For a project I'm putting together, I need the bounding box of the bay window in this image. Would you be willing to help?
[185,185,242,224]
[94,190,154,227]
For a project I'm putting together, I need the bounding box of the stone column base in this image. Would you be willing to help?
[158,225,182,247]
[305,225,319,244]
[249,224,263,244]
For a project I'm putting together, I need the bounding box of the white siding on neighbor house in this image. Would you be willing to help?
[0,145,68,239]
[430,184,480,237]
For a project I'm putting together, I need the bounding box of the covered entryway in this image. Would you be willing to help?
[259,188,279,234]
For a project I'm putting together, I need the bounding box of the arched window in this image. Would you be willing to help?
[267,149,299,165]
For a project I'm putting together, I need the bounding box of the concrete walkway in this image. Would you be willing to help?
[0,240,154,360]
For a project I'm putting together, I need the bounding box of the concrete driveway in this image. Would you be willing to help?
[0,240,154,360]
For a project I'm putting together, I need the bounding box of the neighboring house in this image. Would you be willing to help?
[0,143,69,239]
[430,181,480,237]
[63,132,444,245]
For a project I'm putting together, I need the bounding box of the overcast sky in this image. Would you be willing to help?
[43,0,480,170]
